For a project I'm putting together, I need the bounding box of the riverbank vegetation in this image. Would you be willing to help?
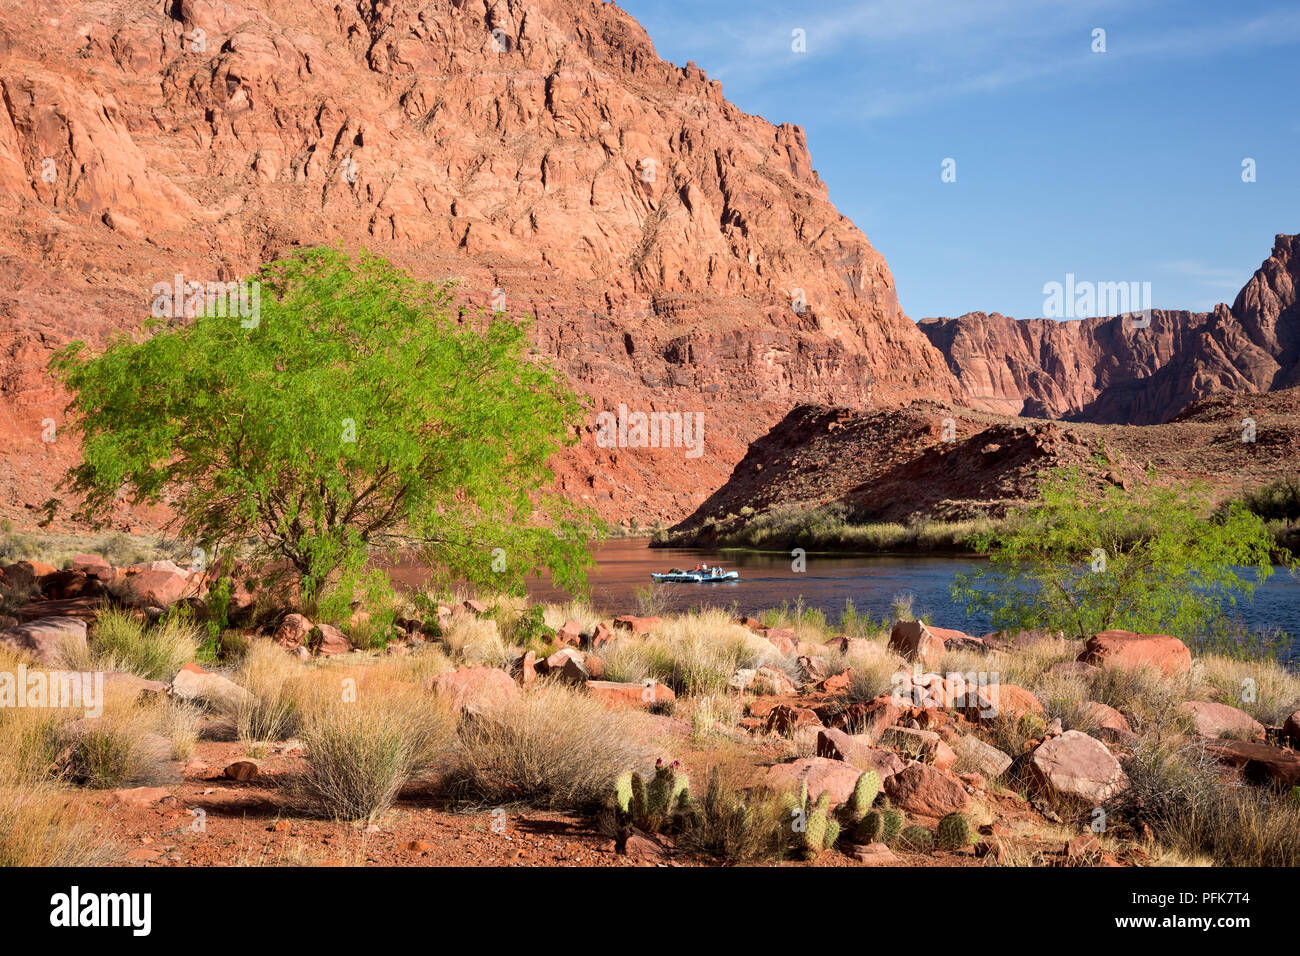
[954,469,1287,645]
[652,501,998,554]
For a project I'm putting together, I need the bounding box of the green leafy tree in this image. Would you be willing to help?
[952,469,1284,642]
[51,247,600,597]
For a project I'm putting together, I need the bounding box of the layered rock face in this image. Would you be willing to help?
[918,235,1300,425]
[0,0,960,529]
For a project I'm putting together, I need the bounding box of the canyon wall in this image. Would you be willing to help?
[0,0,959,530]
[919,235,1300,425]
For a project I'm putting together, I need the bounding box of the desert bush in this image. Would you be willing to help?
[440,614,514,668]
[675,770,798,864]
[296,679,458,822]
[1192,652,1300,725]
[235,640,304,750]
[58,693,170,789]
[85,607,199,681]
[687,693,742,742]
[1087,665,1193,737]
[361,644,455,685]
[52,246,599,602]
[0,575,39,616]
[955,470,1283,643]
[633,581,671,618]
[836,598,886,638]
[503,603,555,650]
[0,761,116,867]
[1031,671,1102,734]
[843,651,904,705]
[160,698,203,761]
[1116,737,1300,866]
[452,682,653,810]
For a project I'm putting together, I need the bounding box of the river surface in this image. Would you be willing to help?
[526,538,1299,661]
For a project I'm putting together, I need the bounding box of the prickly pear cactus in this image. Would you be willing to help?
[936,812,972,850]
[801,792,832,859]
[899,825,933,852]
[615,772,633,814]
[630,772,648,827]
[855,809,884,843]
[846,770,880,823]
[881,808,905,844]
[823,818,841,849]
[620,759,691,834]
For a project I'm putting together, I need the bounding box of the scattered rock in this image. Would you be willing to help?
[69,554,111,576]
[975,683,1044,722]
[427,665,520,717]
[881,726,955,769]
[39,569,102,600]
[848,841,899,864]
[543,646,590,682]
[169,662,254,712]
[1030,730,1129,803]
[816,728,905,778]
[555,620,584,646]
[1284,711,1300,748]
[1078,630,1191,676]
[1066,833,1102,861]
[108,786,172,807]
[826,694,900,743]
[951,734,1012,779]
[759,627,797,654]
[619,828,671,861]
[1178,701,1265,741]
[764,704,822,735]
[0,561,56,589]
[1203,739,1300,787]
[0,616,88,665]
[883,763,970,817]
[224,760,260,782]
[585,679,675,708]
[309,623,352,657]
[112,560,200,608]
[817,669,853,695]
[888,620,946,668]
[273,613,313,649]
[512,650,537,686]
[613,615,660,635]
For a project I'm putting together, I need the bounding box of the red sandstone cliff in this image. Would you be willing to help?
[0,0,961,531]
[918,235,1300,425]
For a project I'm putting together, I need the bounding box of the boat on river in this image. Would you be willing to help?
[651,566,740,583]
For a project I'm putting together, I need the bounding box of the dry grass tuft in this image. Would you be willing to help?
[451,681,655,810]
[71,607,199,681]
[602,609,783,698]
[234,640,306,750]
[294,678,458,822]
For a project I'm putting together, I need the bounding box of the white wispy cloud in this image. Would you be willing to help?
[636,0,1300,120]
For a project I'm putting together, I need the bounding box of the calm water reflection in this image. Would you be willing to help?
[525,538,1299,661]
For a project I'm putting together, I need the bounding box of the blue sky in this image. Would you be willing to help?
[617,0,1300,319]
